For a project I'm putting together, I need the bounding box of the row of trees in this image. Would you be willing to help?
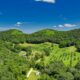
[0,29,80,50]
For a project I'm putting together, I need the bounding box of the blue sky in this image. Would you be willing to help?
[0,0,80,33]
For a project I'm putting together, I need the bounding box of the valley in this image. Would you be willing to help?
[0,29,80,80]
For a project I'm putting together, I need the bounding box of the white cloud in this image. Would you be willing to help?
[58,25,64,28]
[64,24,77,27]
[53,26,57,27]
[35,0,55,3]
[53,24,77,28]
[15,22,22,27]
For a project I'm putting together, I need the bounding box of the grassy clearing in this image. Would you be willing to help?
[44,46,80,66]
[26,68,40,80]
[19,42,80,67]
[19,43,36,47]
[28,72,37,80]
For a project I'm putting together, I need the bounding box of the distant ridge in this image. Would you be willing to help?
[0,28,80,34]
[0,28,80,47]
[0,29,23,35]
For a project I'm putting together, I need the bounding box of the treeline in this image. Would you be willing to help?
[0,29,80,51]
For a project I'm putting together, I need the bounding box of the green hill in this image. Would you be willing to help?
[0,28,80,47]
[0,29,23,35]
[0,29,26,43]
[0,29,80,80]
[31,29,56,36]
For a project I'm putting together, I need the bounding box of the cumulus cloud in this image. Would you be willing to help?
[53,24,77,28]
[58,25,64,28]
[64,24,77,27]
[35,0,55,3]
[15,22,22,27]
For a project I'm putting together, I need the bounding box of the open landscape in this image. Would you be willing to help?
[0,29,80,80]
[0,0,80,80]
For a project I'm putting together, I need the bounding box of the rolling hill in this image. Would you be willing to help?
[0,29,80,80]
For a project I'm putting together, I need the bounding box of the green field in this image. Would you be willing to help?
[19,42,80,67]
[27,68,39,80]
[16,42,80,80]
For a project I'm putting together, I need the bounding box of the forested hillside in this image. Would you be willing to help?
[0,29,80,50]
[0,29,80,80]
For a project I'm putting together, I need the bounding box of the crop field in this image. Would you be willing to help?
[19,42,80,67]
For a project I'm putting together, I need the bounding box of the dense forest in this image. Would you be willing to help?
[0,29,80,50]
[0,29,80,80]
